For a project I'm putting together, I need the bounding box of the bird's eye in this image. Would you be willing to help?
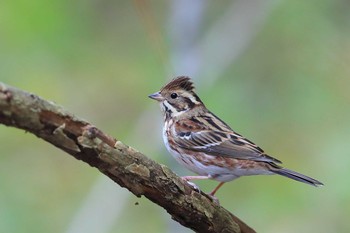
[170,93,178,99]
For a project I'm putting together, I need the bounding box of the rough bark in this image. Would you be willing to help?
[0,82,256,233]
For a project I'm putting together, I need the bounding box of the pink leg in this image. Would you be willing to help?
[181,176,211,192]
[209,182,225,196]
[181,175,211,181]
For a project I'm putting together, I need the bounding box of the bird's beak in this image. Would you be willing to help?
[148,92,163,101]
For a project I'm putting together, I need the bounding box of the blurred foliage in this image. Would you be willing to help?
[0,1,349,233]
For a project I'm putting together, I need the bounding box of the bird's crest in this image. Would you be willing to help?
[161,76,195,92]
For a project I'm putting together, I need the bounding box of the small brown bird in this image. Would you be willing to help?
[149,76,323,196]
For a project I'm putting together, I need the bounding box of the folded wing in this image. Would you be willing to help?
[174,117,281,164]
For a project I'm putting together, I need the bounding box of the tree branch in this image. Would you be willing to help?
[0,82,256,233]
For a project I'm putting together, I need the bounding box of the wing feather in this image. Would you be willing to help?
[174,117,282,164]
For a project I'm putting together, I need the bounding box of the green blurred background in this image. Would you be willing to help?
[0,0,349,232]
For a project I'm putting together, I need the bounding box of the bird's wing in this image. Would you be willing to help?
[174,117,282,164]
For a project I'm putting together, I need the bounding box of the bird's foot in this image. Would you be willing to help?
[206,193,220,204]
[181,177,201,192]
[187,181,201,192]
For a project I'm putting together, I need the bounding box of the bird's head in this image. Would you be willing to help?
[149,76,204,118]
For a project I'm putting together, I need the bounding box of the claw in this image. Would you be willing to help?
[206,193,220,204]
[181,177,201,192]
[186,181,200,192]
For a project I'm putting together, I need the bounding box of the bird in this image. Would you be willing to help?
[149,76,323,196]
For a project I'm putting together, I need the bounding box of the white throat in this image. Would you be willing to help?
[161,100,187,118]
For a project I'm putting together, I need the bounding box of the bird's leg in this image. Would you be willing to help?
[181,176,223,203]
[209,182,225,196]
[181,175,210,181]
[181,175,210,192]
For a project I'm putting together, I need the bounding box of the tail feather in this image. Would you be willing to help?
[272,168,323,187]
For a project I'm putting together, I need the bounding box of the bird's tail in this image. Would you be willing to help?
[272,167,323,187]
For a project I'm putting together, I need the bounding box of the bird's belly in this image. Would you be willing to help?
[185,153,272,182]
[165,148,265,182]
[162,124,271,182]
[162,125,212,176]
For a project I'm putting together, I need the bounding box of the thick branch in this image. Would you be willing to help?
[0,82,255,233]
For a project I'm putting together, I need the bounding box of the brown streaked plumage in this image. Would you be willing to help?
[149,76,323,196]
